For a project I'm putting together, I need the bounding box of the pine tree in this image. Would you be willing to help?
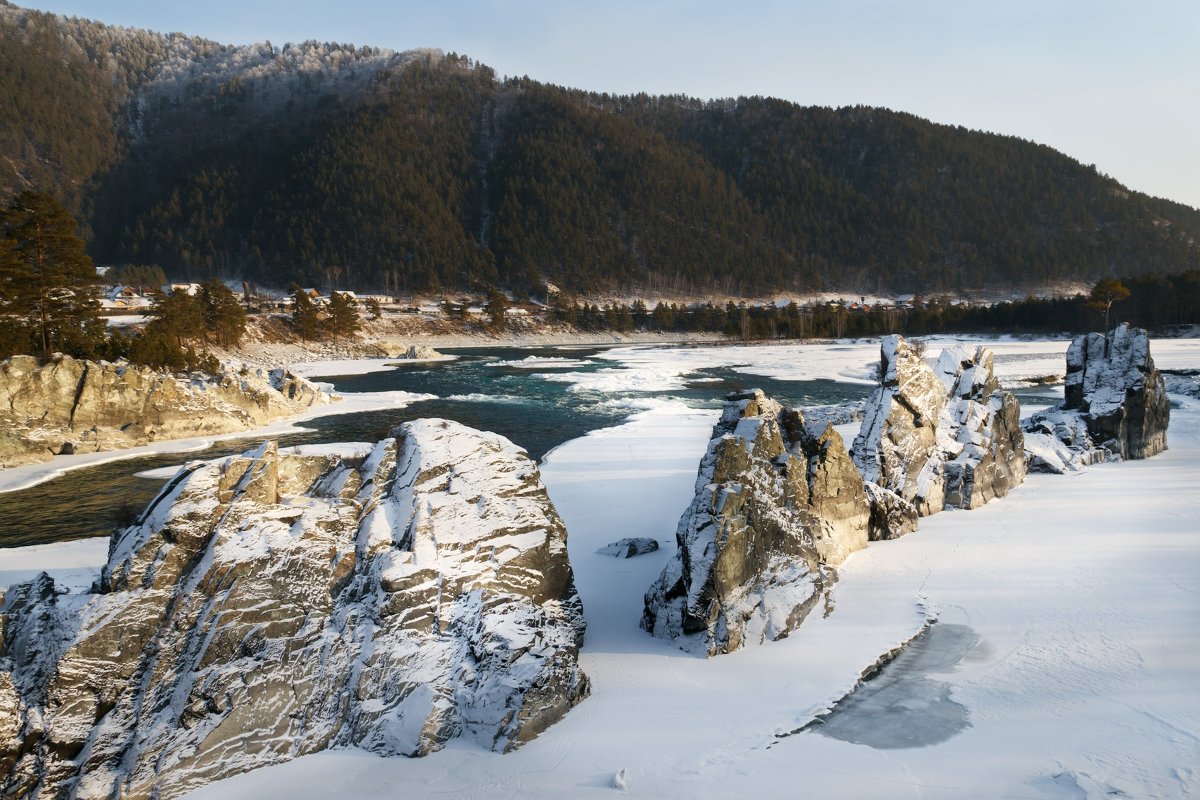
[289,284,319,341]
[199,279,246,348]
[484,288,509,331]
[327,291,360,339]
[148,290,205,345]
[0,191,100,356]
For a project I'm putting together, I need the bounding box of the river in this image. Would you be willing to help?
[0,344,873,548]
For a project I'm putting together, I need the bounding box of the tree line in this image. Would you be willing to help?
[545,273,1200,340]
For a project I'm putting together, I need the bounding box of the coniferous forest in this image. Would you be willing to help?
[2,1,1199,297]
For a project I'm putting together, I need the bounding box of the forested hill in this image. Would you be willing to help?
[4,2,1199,295]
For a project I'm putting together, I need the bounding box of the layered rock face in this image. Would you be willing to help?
[0,419,588,799]
[851,336,1025,527]
[0,355,334,468]
[642,390,871,656]
[1061,324,1169,460]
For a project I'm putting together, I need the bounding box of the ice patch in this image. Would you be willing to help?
[492,356,591,369]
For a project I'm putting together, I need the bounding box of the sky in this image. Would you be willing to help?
[27,0,1200,209]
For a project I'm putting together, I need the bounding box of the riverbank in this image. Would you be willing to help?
[213,313,728,370]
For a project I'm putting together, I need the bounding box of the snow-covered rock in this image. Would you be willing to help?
[1021,410,1107,474]
[1023,325,1170,470]
[1062,324,1169,460]
[934,345,1027,509]
[850,337,1025,516]
[0,420,588,799]
[0,355,335,468]
[596,538,660,558]
[642,390,870,656]
[863,481,919,540]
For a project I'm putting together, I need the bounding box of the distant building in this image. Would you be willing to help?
[107,285,138,300]
[168,283,202,296]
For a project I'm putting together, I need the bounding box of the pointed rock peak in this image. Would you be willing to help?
[643,390,870,656]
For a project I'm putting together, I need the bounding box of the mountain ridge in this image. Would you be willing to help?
[3,1,1198,295]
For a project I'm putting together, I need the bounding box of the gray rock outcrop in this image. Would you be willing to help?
[0,419,588,799]
[642,390,871,656]
[0,355,335,468]
[1061,323,1169,460]
[365,342,445,360]
[851,336,1026,517]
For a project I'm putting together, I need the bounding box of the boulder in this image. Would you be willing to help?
[864,482,919,541]
[0,420,588,799]
[851,337,1026,516]
[1061,324,1169,459]
[596,538,660,558]
[642,390,871,656]
[0,356,335,469]
[1021,409,1108,473]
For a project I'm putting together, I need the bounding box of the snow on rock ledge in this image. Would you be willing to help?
[850,336,1025,526]
[642,390,871,656]
[0,419,588,799]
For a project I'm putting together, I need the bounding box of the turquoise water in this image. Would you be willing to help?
[0,345,871,548]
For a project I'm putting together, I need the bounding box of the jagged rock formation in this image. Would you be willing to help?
[851,337,1026,519]
[0,419,588,799]
[1062,324,1169,460]
[1022,324,1169,469]
[0,355,334,468]
[851,337,949,516]
[642,390,871,656]
[934,345,1027,510]
[596,538,660,558]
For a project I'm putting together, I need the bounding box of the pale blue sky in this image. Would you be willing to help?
[28,0,1200,209]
